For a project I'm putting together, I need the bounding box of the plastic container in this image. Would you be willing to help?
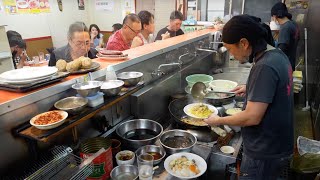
[186,74,213,88]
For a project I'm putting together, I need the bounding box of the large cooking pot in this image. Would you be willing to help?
[116,119,163,151]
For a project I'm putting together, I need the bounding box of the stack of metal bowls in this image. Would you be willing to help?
[100,80,124,96]
[117,72,143,86]
[72,81,103,97]
[54,96,88,114]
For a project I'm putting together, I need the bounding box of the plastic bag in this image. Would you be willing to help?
[298,136,320,156]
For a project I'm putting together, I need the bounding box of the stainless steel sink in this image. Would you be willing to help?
[222,67,251,73]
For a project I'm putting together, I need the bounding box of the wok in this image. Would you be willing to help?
[168,97,220,142]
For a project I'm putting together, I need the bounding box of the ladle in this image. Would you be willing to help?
[191,82,235,100]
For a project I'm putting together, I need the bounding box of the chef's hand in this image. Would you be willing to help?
[203,113,220,126]
[161,31,170,40]
[231,85,246,97]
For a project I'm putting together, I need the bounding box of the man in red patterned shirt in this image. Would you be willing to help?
[106,14,141,51]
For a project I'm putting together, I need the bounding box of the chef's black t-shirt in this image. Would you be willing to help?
[242,48,294,159]
[155,27,184,41]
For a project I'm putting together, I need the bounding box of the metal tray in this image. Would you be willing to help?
[0,72,69,92]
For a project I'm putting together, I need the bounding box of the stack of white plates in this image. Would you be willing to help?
[0,66,58,85]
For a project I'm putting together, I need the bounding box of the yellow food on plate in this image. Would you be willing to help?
[189,104,213,119]
[73,58,82,69]
[56,59,67,72]
[181,117,207,126]
[169,156,200,177]
[66,61,79,72]
[79,56,92,69]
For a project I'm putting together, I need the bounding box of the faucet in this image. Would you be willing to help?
[152,53,188,77]
[197,46,227,54]
[151,62,182,77]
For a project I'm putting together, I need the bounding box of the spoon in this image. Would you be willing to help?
[191,82,235,100]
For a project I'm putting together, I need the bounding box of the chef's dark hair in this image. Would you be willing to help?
[7,30,22,40]
[123,13,141,25]
[68,21,88,40]
[271,2,292,20]
[222,14,267,45]
[138,10,154,30]
[170,10,183,21]
[8,36,26,49]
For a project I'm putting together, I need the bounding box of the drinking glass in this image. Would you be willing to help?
[32,56,40,66]
[38,52,44,62]
[137,153,153,180]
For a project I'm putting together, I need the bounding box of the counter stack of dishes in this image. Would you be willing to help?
[0,66,58,85]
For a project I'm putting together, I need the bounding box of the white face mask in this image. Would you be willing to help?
[272,17,280,25]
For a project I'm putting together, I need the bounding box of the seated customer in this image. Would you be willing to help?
[89,24,104,49]
[155,10,184,41]
[8,36,28,69]
[106,14,141,51]
[112,23,123,34]
[49,22,97,66]
[131,10,155,48]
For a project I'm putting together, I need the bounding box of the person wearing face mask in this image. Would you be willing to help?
[271,2,300,70]
[204,15,294,179]
[131,10,155,48]
[154,10,184,41]
[49,22,97,66]
[89,24,104,49]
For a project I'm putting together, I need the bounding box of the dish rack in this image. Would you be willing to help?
[25,146,93,180]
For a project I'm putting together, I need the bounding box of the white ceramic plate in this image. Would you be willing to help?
[0,66,57,81]
[0,74,53,84]
[30,110,68,130]
[183,103,218,119]
[164,152,207,180]
[209,79,238,92]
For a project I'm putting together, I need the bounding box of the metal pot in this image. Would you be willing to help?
[159,129,197,154]
[135,145,166,165]
[116,119,163,151]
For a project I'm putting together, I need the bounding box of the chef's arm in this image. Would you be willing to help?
[216,101,268,126]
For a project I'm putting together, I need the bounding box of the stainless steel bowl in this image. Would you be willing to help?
[116,119,163,150]
[54,96,88,114]
[100,80,124,96]
[159,129,197,154]
[117,72,143,86]
[110,165,138,180]
[135,145,166,165]
[71,81,103,97]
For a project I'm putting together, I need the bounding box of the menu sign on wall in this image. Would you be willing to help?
[3,0,50,14]
[95,0,114,11]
